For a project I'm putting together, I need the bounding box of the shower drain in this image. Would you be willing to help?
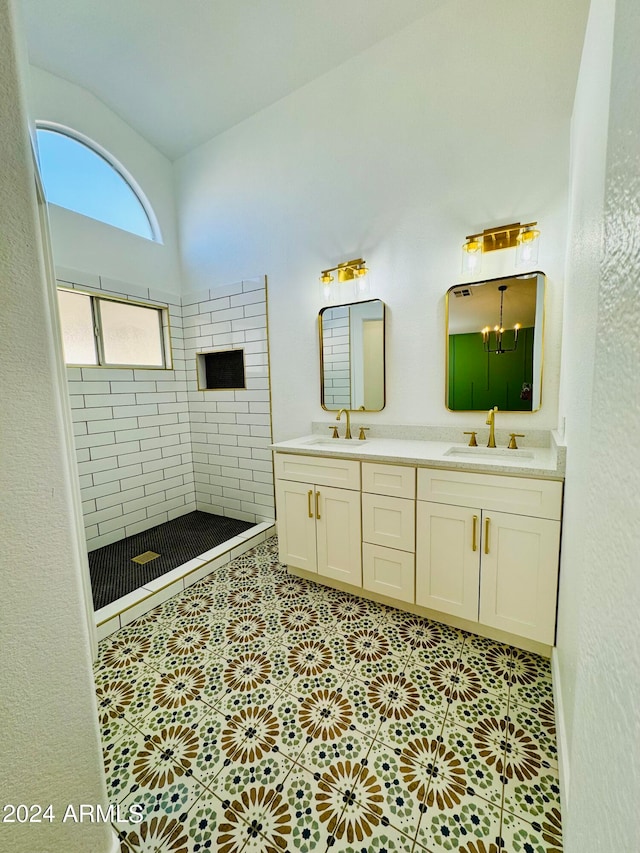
[131,550,161,565]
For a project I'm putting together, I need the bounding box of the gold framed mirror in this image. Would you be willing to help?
[446,272,545,412]
[319,299,386,411]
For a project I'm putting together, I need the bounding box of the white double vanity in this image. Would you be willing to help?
[272,431,565,656]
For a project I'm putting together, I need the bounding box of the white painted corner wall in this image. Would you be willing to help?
[1,2,111,850]
[556,0,640,850]
[174,0,588,442]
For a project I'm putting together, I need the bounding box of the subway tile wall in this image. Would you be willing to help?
[61,271,274,551]
[182,276,274,524]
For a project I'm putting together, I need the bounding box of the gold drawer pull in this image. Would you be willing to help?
[472,515,478,552]
[484,517,491,554]
[316,491,321,520]
[307,490,313,518]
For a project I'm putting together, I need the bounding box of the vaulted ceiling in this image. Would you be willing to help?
[19,0,443,160]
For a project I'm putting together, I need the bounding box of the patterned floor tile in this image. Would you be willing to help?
[338,679,385,737]
[214,682,284,720]
[287,635,343,680]
[500,806,563,853]
[387,613,466,663]
[144,618,226,669]
[216,766,332,853]
[118,811,205,853]
[264,691,309,760]
[502,766,561,826]
[375,705,443,754]
[401,659,451,719]
[102,719,153,803]
[416,795,503,853]
[95,628,155,676]
[436,721,505,808]
[299,727,374,779]
[91,533,562,853]
[445,689,509,732]
[359,736,428,838]
[196,654,228,708]
[506,698,558,768]
[207,742,297,802]
[348,652,407,685]
[287,666,348,700]
[457,635,513,701]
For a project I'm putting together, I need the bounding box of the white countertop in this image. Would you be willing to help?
[271,434,564,480]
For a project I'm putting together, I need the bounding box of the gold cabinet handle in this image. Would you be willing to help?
[315,490,321,520]
[307,490,313,518]
[472,515,478,552]
[484,517,490,554]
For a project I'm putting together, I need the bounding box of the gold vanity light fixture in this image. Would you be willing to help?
[482,284,521,354]
[461,222,540,274]
[319,258,369,303]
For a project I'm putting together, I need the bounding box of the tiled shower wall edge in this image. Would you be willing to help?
[183,276,275,525]
[95,522,276,640]
[61,271,195,552]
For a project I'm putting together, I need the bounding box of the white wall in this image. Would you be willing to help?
[0,2,112,850]
[555,0,614,763]
[175,0,588,441]
[557,0,640,849]
[27,66,183,297]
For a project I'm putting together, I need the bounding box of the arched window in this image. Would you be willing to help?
[35,122,160,242]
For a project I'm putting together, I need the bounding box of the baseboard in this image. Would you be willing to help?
[109,825,120,853]
[551,647,570,814]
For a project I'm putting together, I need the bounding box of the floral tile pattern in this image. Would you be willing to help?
[95,534,562,853]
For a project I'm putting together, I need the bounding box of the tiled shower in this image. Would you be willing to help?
[63,272,274,553]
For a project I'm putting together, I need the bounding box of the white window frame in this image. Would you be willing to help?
[36,121,162,243]
[58,287,172,370]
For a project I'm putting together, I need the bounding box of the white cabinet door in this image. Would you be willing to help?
[316,485,362,586]
[416,501,480,621]
[275,480,317,574]
[479,511,560,644]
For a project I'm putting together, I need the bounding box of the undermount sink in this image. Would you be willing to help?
[302,436,371,448]
[444,445,535,461]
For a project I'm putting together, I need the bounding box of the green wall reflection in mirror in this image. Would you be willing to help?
[446,273,545,412]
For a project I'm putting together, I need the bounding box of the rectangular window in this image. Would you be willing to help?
[57,288,171,369]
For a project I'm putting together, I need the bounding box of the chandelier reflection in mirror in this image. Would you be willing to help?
[482,284,521,354]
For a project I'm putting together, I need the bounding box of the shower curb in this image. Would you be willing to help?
[95,521,276,641]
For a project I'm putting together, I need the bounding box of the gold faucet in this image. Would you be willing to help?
[336,408,352,439]
[486,406,498,448]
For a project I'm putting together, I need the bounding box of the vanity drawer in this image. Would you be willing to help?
[417,468,562,520]
[362,462,415,498]
[362,493,415,552]
[274,452,360,490]
[363,543,415,604]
